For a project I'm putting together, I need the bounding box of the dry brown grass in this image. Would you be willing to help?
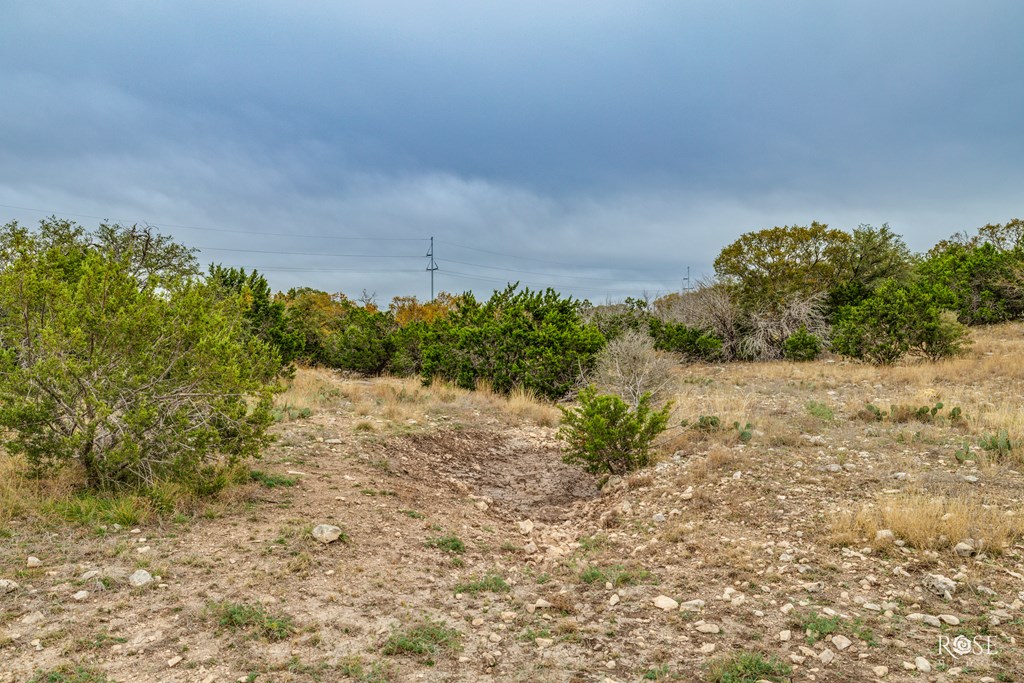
[830,494,1024,553]
[276,366,343,413]
[0,455,84,529]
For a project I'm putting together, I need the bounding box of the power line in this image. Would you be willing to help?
[196,246,421,259]
[0,203,427,242]
[437,257,677,285]
[436,239,598,268]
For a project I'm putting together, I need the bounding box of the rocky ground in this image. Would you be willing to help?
[1,326,1023,682]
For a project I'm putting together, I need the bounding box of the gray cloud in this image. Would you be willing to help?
[1,1,1022,302]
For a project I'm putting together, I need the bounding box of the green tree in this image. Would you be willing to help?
[828,224,914,312]
[713,222,851,311]
[0,220,279,491]
[918,237,1024,325]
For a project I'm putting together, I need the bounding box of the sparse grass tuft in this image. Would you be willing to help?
[28,665,110,683]
[209,601,296,641]
[453,573,509,594]
[425,535,465,554]
[706,652,792,683]
[249,470,298,488]
[381,618,461,664]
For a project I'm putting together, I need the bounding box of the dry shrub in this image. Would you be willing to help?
[591,329,676,408]
[831,494,1023,553]
[739,292,829,361]
[0,454,82,528]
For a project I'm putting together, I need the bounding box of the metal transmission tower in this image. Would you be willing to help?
[681,266,692,293]
[426,236,438,300]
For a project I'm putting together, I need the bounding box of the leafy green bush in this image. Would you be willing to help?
[421,285,604,399]
[831,279,970,365]
[648,318,723,360]
[918,239,1024,325]
[782,326,822,361]
[558,387,670,475]
[0,220,279,491]
[323,306,394,374]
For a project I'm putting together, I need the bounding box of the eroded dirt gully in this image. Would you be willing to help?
[0,384,608,683]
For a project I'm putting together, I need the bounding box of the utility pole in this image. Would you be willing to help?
[426,236,438,301]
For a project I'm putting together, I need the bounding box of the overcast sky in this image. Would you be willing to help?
[1,1,1022,302]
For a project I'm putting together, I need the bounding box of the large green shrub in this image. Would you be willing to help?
[421,285,604,399]
[323,306,395,375]
[0,220,279,491]
[782,326,822,361]
[831,279,970,365]
[647,318,723,360]
[558,387,670,475]
[917,240,1024,325]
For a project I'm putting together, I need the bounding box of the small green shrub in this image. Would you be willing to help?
[706,652,792,683]
[805,400,834,421]
[782,326,822,361]
[559,387,670,475]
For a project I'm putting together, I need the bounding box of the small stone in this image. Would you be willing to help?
[500,611,516,623]
[875,529,894,543]
[922,615,942,627]
[517,520,534,535]
[652,513,666,523]
[653,595,679,611]
[21,611,44,626]
[698,643,716,654]
[609,594,620,606]
[475,500,489,511]
[679,598,705,611]
[915,656,931,672]
[488,633,501,643]
[819,649,835,665]
[831,634,852,651]
[694,622,720,634]
[779,630,791,642]
[873,665,889,677]
[863,602,881,612]
[535,637,554,648]
[923,573,956,599]
[954,542,975,557]
[80,570,99,581]
[72,590,89,601]
[128,569,153,587]
[312,524,344,544]
[780,602,794,614]
[0,579,19,593]
[27,556,41,568]
[939,614,960,625]
[167,656,182,668]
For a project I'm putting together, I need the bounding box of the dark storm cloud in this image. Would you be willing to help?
[1,1,1022,300]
